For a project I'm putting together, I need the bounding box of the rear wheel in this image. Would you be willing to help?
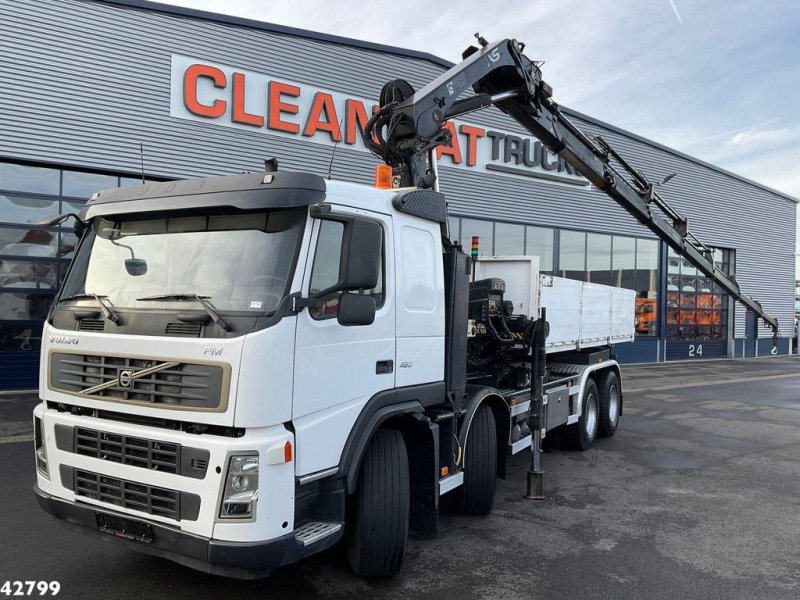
[455,404,497,515]
[563,378,599,451]
[598,370,621,437]
[347,428,409,577]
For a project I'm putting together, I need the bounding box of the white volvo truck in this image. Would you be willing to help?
[33,36,779,579]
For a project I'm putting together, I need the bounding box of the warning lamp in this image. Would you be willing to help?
[471,236,479,259]
[374,165,393,189]
[284,440,293,463]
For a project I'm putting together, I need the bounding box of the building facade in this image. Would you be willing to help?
[0,0,796,390]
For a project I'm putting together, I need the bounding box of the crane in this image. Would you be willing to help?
[363,35,779,352]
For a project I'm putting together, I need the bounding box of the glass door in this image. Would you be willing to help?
[665,247,732,359]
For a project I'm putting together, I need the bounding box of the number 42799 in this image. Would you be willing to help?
[0,582,60,596]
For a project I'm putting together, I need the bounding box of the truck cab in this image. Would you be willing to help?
[33,171,452,577]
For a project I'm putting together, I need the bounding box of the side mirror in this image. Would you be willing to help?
[337,293,376,326]
[338,218,382,291]
[73,220,87,237]
[125,258,148,276]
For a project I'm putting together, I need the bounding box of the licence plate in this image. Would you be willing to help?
[96,512,153,543]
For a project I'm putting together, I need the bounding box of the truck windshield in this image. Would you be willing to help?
[60,208,306,314]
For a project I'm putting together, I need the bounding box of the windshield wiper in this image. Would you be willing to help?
[58,293,121,325]
[136,294,231,332]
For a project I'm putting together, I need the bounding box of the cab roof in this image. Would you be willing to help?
[84,171,326,219]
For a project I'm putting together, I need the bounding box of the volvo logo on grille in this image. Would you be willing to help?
[49,335,79,345]
[80,360,180,396]
[118,370,133,388]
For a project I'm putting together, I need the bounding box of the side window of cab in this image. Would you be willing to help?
[308,218,384,320]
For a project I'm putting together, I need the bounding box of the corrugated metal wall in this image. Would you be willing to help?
[0,0,795,339]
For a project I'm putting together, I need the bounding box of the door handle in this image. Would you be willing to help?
[376,360,393,375]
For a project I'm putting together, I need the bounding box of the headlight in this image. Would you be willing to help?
[220,453,259,519]
[34,416,48,479]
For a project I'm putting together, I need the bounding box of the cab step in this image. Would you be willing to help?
[294,521,343,546]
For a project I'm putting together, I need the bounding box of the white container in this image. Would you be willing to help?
[475,256,635,353]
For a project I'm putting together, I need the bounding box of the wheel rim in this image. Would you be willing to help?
[608,384,620,425]
[585,393,598,439]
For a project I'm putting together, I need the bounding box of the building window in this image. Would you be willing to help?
[460,218,494,256]
[636,239,658,293]
[0,160,159,361]
[0,163,60,195]
[611,235,636,289]
[666,246,731,341]
[0,194,60,225]
[558,229,586,280]
[586,233,612,286]
[0,227,57,256]
[525,226,554,273]
[559,231,659,336]
[449,217,554,273]
[0,258,58,290]
[62,170,119,198]
[120,176,148,188]
[443,217,661,336]
[494,222,525,256]
[634,239,659,337]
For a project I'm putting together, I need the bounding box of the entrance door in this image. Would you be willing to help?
[665,248,731,360]
[292,209,395,476]
[744,310,757,357]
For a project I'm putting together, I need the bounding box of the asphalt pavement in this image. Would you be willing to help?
[2,356,800,599]
[0,391,36,440]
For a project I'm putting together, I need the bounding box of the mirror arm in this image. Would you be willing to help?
[109,237,136,259]
[290,292,314,313]
[37,212,86,228]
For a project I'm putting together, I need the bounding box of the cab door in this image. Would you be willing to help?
[292,208,395,476]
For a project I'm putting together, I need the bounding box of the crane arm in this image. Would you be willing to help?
[364,37,779,350]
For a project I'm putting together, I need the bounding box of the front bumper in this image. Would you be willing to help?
[34,485,304,579]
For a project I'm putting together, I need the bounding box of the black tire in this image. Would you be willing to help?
[562,378,599,451]
[455,404,497,515]
[597,370,621,438]
[347,428,409,578]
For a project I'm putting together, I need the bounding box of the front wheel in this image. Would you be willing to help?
[347,428,409,577]
[597,370,621,437]
[563,378,599,451]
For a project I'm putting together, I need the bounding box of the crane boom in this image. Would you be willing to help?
[364,36,779,350]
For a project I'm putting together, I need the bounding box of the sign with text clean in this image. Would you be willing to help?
[169,55,588,187]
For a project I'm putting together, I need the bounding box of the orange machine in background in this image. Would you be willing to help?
[635,297,656,335]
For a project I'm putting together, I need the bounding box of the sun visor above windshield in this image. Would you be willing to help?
[84,171,326,219]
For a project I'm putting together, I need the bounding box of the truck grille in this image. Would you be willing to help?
[74,469,182,520]
[77,319,105,332]
[55,425,210,479]
[49,352,228,411]
[165,322,202,336]
[76,427,179,473]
